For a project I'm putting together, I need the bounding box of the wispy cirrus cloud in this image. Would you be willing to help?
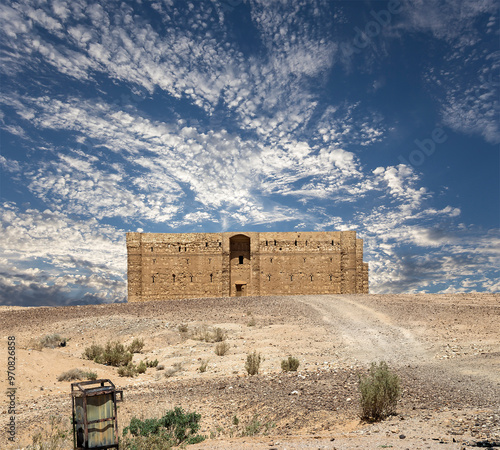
[5,94,369,222]
[401,0,500,144]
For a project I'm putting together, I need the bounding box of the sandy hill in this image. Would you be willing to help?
[1,293,499,449]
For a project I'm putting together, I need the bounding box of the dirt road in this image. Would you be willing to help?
[297,295,430,366]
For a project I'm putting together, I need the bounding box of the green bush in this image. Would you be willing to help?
[281,356,300,372]
[241,414,275,437]
[82,343,103,362]
[85,370,98,381]
[245,351,262,375]
[214,341,230,356]
[121,433,173,450]
[122,407,205,447]
[118,362,138,377]
[136,360,147,374]
[146,359,159,368]
[243,415,261,436]
[128,338,145,354]
[358,361,401,422]
[102,341,133,366]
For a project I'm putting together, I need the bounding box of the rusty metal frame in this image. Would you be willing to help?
[71,379,123,450]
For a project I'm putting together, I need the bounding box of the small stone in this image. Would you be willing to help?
[399,434,406,439]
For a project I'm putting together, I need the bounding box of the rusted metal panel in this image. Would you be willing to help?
[71,379,122,450]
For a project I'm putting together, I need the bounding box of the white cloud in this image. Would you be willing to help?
[0,202,126,305]
[372,164,428,206]
[5,94,375,225]
[401,0,500,144]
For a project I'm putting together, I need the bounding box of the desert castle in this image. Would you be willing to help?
[127,231,369,302]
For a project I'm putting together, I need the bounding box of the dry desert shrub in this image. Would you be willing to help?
[198,359,208,373]
[40,333,67,348]
[136,360,147,374]
[25,338,44,351]
[164,362,183,378]
[245,351,262,375]
[128,337,145,353]
[178,323,189,333]
[117,359,149,377]
[212,327,226,342]
[25,415,72,450]
[118,362,138,377]
[359,361,401,422]
[83,341,133,367]
[281,356,300,372]
[82,343,102,361]
[27,333,67,350]
[241,414,276,437]
[190,325,211,341]
[214,341,230,356]
[191,325,227,343]
[57,368,97,382]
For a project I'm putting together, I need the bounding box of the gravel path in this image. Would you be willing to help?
[297,295,431,366]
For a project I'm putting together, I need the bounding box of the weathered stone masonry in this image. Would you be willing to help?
[127,231,369,302]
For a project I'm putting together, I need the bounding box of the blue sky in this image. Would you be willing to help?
[0,0,499,306]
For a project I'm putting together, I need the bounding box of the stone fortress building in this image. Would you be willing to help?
[127,231,368,302]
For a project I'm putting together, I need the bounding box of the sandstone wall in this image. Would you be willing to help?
[126,231,369,302]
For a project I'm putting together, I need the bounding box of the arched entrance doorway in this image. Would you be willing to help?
[229,234,251,296]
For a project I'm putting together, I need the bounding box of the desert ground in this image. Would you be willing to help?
[0,293,499,449]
